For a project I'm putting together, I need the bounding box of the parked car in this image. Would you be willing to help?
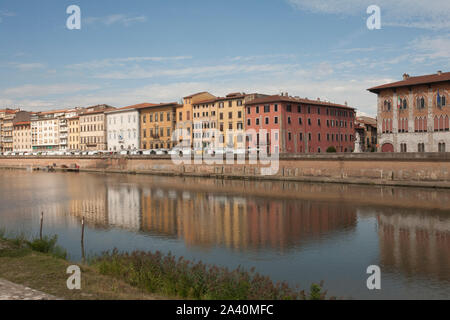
[142,149,157,155]
[130,150,143,155]
[119,150,129,156]
[87,151,99,156]
[156,149,169,155]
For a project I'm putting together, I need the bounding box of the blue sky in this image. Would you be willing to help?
[0,0,449,116]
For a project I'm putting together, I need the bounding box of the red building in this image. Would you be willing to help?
[245,94,356,154]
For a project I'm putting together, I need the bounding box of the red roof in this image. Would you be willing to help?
[245,95,355,110]
[368,71,450,93]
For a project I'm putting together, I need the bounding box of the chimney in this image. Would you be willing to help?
[437,70,442,75]
[317,97,320,101]
[403,73,410,80]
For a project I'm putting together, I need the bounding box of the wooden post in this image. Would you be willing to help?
[81,217,85,243]
[40,212,44,240]
[81,217,85,262]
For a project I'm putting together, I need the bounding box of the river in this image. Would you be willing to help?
[0,169,449,299]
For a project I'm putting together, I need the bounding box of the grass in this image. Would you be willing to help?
[0,236,163,300]
[92,249,328,300]
[0,232,328,300]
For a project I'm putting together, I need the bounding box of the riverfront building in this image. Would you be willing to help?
[68,116,80,150]
[368,71,450,153]
[79,105,115,151]
[106,105,140,151]
[245,94,356,154]
[177,92,216,149]
[1,109,17,152]
[139,103,179,150]
[354,116,377,152]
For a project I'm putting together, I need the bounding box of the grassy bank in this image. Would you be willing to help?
[0,235,162,300]
[0,233,327,300]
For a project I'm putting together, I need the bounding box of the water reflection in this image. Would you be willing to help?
[67,180,358,251]
[377,209,450,282]
[0,170,449,299]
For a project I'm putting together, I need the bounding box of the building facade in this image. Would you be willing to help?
[140,103,179,150]
[177,92,216,149]
[354,116,377,152]
[245,94,356,154]
[13,121,32,152]
[368,71,450,152]
[68,116,80,150]
[106,106,140,151]
[79,105,115,151]
[1,110,17,152]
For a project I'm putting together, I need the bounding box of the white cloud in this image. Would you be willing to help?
[2,84,99,97]
[288,0,450,29]
[411,34,450,60]
[85,14,147,27]
[66,56,192,69]
[10,63,46,71]
[94,63,298,80]
[0,10,15,23]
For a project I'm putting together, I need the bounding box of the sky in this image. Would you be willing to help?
[0,0,449,116]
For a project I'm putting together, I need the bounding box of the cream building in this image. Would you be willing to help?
[106,106,140,151]
[13,121,32,152]
[79,105,115,151]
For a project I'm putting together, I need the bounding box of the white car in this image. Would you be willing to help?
[156,149,169,155]
[87,151,99,156]
[130,150,142,155]
[119,150,129,155]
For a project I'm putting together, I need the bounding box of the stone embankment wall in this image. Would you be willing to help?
[0,153,450,188]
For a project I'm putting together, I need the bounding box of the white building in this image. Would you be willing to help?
[106,106,140,151]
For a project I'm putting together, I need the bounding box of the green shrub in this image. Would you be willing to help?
[326,146,337,153]
[93,249,327,300]
[26,235,67,259]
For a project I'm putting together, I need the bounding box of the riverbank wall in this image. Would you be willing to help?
[1,153,450,188]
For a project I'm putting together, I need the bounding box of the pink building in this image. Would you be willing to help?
[245,94,356,154]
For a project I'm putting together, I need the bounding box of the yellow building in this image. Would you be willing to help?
[177,92,216,148]
[68,116,80,150]
[140,103,179,150]
[192,93,268,150]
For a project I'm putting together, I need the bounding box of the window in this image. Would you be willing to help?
[439,142,446,152]
[256,106,260,114]
[288,117,291,124]
[264,105,270,113]
[274,104,278,112]
[400,143,407,153]
[298,117,302,125]
[318,119,321,126]
[418,143,425,153]
[274,116,278,124]
[286,105,292,112]
[247,107,251,115]
[247,119,251,126]
[265,117,269,125]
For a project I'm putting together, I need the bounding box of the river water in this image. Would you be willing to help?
[0,169,449,299]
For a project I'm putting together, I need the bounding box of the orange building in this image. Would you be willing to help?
[139,103,180,150]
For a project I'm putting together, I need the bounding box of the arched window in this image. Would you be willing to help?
[445,116,449,131]
[434,116,439,132]
[403,98,408,109]
[439,116,444,132]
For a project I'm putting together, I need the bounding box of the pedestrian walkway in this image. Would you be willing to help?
[0,278,60,300]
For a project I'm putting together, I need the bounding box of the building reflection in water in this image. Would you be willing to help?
[377,209,450,281]
[141,186,357,251]
[67,180,358,251]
